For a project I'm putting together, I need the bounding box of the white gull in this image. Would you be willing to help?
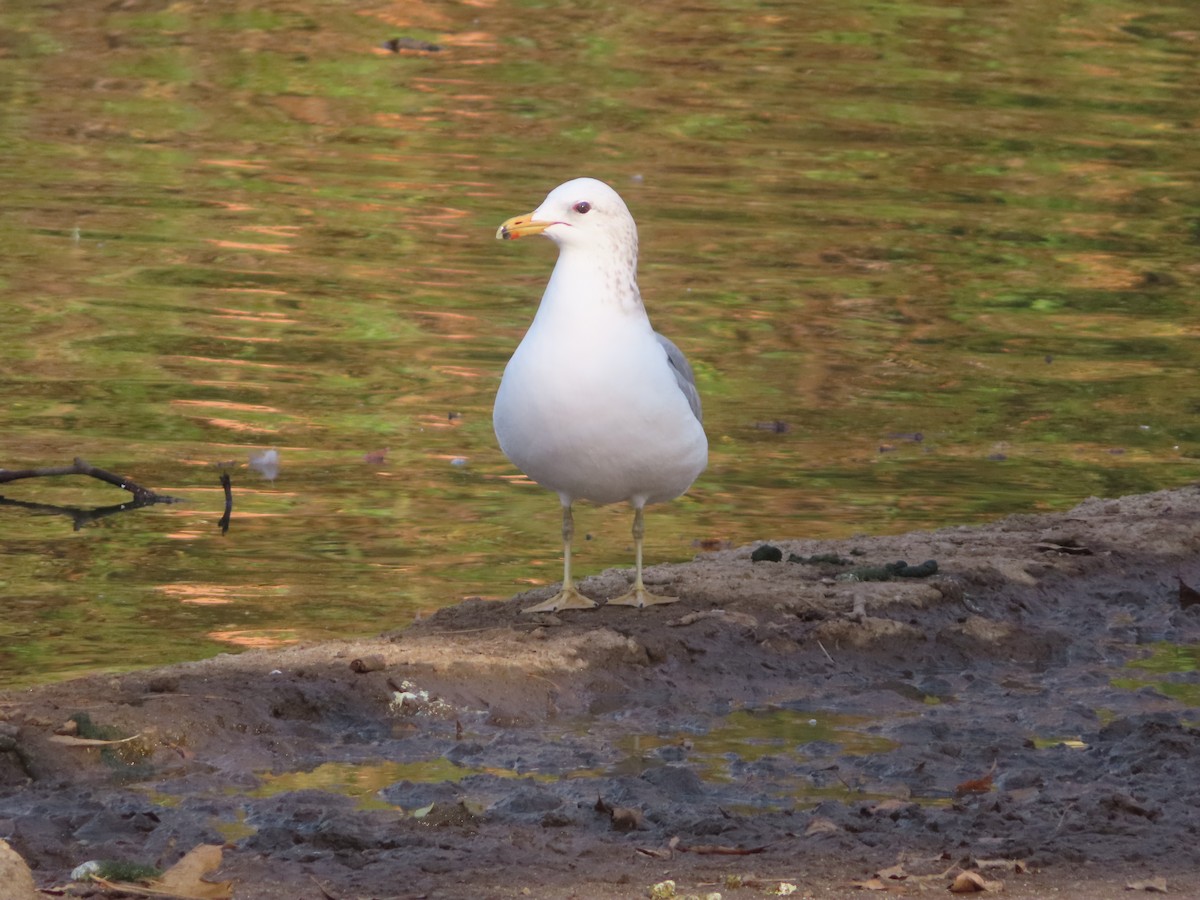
[493,177,708,612]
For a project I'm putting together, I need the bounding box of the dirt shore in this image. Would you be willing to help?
[2,485,1199,899]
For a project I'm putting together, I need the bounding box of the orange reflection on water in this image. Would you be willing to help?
[208,630,300,650]
[198,418,277,433]
[207,239,293,254]
[211,306,298,324]
[210,335,283,344]
[171,399,285,414]
[499,473,537,487]
[244,225,301,238]
[209,201,256,213]
[1058,252,1143,290]
[170,355,287,370]
[158,584,238,606]
[441,31,496,52]
[200,159,267,171]
[432,365,486,379]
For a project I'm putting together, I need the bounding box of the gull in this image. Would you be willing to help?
[493,177,708,613]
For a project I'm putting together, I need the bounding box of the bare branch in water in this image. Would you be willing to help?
[218,472,233,535]
[0,457,182,504]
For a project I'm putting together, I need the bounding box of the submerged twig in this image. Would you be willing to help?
[218,472,233,535]
[0,457,180,504]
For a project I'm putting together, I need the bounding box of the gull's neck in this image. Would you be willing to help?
[542,240,643,317]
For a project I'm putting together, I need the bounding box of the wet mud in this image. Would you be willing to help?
[2,486,1199,898]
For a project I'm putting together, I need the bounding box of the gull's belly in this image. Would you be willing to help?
[494,336,707,505]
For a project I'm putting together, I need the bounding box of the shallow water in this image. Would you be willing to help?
[217,707,904,814]
[1114,641,1200,706]
[1,0,1197,686]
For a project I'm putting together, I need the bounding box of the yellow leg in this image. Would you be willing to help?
[607,506,678,608]
[523,503,597,613]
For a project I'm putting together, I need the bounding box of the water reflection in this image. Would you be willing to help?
[0,0,1197,685]
[0,493,161,531]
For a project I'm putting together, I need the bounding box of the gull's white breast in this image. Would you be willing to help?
[494,284,707,507]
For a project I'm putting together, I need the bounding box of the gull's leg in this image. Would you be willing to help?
[607,504,679,608]
[522,501,597,613]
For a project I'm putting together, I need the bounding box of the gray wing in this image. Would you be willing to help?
[655,331,703,423]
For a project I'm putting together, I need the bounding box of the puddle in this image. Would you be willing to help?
[1112,678,1200,706]
[617,708,899,780]
[1125,642,1200,675]
[212,809,257,843]
[245,759,529,810]
[212,709,906,817]
[1113,642,1200,706]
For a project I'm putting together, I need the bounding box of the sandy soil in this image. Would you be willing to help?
[2,485,1199,899]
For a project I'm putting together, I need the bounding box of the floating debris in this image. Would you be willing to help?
[248,448,279,481]
[383,36,442,53]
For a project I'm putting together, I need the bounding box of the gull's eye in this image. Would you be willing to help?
[572,201,591,214]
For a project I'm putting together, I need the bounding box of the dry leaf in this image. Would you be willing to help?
[1126,876,1169,893]
[157,845,231,899]
[610,806,644,831]
[950,871,1003,893]
[955,760,998,796]
[805,816,841,836]
[93,844,232,899]
[0,840,37,900]
[877,863,908,881]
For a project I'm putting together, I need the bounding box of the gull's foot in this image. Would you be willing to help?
[522,584,597,614]
[606,585,679,609]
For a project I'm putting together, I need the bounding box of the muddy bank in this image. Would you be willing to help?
[2,486,1199,898]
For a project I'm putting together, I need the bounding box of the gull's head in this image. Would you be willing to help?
[496,177,638,259]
